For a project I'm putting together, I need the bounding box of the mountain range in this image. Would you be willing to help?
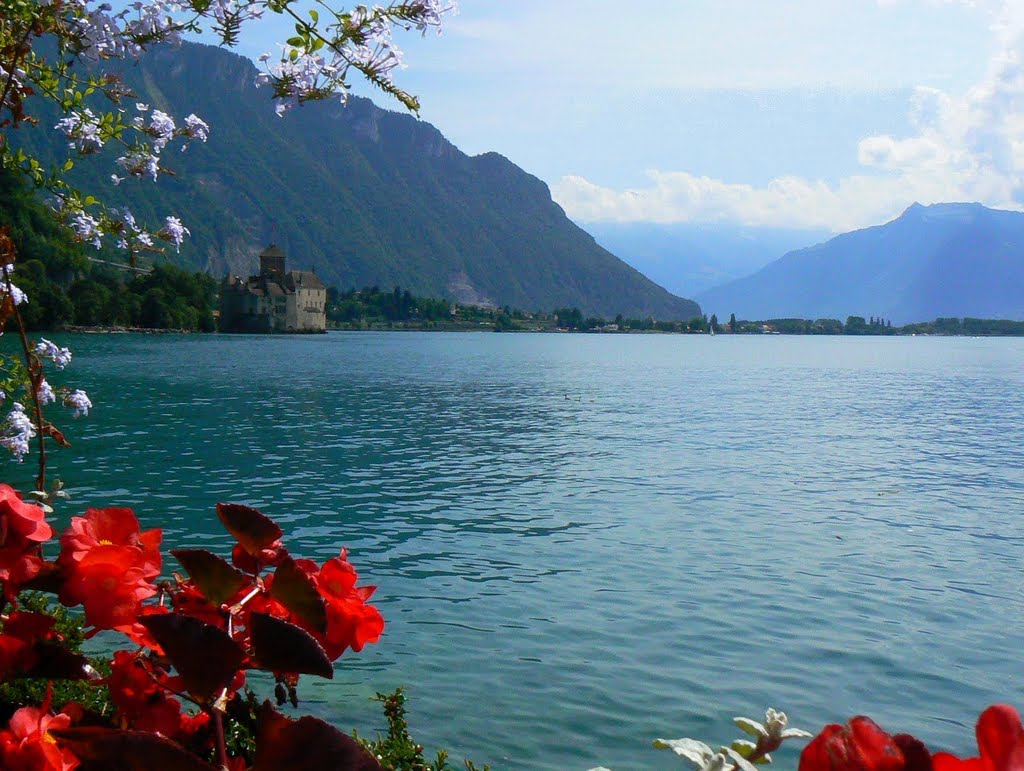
[584,221,829,297]
[696,202,1024,324]
[13,42,700,320]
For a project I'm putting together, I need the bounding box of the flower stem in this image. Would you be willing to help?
[213,707,229,769]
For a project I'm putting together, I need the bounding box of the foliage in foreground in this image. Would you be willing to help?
[0,485,390,768]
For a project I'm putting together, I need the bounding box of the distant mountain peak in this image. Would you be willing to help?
[698,201,1024,324]
[898,201,991,223]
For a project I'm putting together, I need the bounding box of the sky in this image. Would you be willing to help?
[234,0,1024,233]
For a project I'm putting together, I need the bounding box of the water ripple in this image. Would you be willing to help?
[17,332,1024,770]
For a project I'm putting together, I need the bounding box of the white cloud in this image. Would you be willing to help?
[553,0,1024,231]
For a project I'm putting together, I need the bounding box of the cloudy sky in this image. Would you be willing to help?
[241,1,1024,232]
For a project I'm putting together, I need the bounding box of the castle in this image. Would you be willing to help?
[219,244,327,333]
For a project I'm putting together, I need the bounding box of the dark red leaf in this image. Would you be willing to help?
[26,641,99,681]
[217,503,283,554]
[20,560,62,594]
[249,612,333,679]
[140,613,245,701]
[172,549,249,606]
[253,701,382,771]
[269,557,327,633]
[49,727,218,771]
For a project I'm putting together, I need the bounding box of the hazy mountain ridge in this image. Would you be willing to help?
[696,202,1024,323]
[583,221,829,297]
[14,42,700,319]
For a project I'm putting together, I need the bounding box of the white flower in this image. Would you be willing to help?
[65,389,92,418]
[735,708,812,744]
[148,109,176,150]
[35,338,73,369]
[1,403,36,461]
[117,147,160,181]
[183,113,209,143]
[1,266,28,306]
[36,379,56,406]
[653,739,760,771]
[55,107,104,153]
[161,216,190,249]
[67,210,103,248]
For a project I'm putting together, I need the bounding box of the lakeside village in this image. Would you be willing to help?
[20,242,1024,337]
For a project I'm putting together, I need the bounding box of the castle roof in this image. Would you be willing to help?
[260,243,286,259]
[284,271,325,291]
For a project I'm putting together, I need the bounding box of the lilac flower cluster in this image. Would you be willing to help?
[62,0,185,62]
[1,265,28,307]
[35,339,73,370]
[254,1,458,114]
[37,380,56,407]
[0,403,36,462]
[55,108,105,154]
[160,216,191,249]
[68,210,103,248]
[65,390,93,418]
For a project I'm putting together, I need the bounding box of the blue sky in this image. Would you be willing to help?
[233,1,1022,231]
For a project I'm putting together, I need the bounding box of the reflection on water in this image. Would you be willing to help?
[17,332,1024,770]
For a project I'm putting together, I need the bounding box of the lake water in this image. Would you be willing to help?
[11,332,1024,769]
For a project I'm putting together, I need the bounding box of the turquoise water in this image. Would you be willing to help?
[10,332,1024,769]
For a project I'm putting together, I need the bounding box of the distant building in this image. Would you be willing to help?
[220,244,327,333]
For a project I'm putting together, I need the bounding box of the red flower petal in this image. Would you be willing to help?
[976,705,1024,771]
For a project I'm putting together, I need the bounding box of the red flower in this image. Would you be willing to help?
[0,545,44,602]
[58,545,157,632]
[312,552,384,659]
[107,651,188,737]
[800,717,917,771]
[0,485,53,600]
[59,507,161,579]
[0,484,52,544]
[933,705,1024,771]
[0,701,79,770]
[231,540,286,574]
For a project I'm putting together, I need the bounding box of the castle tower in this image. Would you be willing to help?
[259,244,286,281]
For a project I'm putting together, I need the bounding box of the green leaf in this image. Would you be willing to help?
[308,9,318,22]
[172,549,249,606]
[254,701,382,771]
[286,35,305,47]
[49,727,218,771]
[216,502,283,555]
[250,612,333,678]
[269,557,327,633]
[140,613,245,701]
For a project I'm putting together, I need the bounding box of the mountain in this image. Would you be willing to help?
[583,221,828,297]
[696,203,1024,324]
[12,43,699,320]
